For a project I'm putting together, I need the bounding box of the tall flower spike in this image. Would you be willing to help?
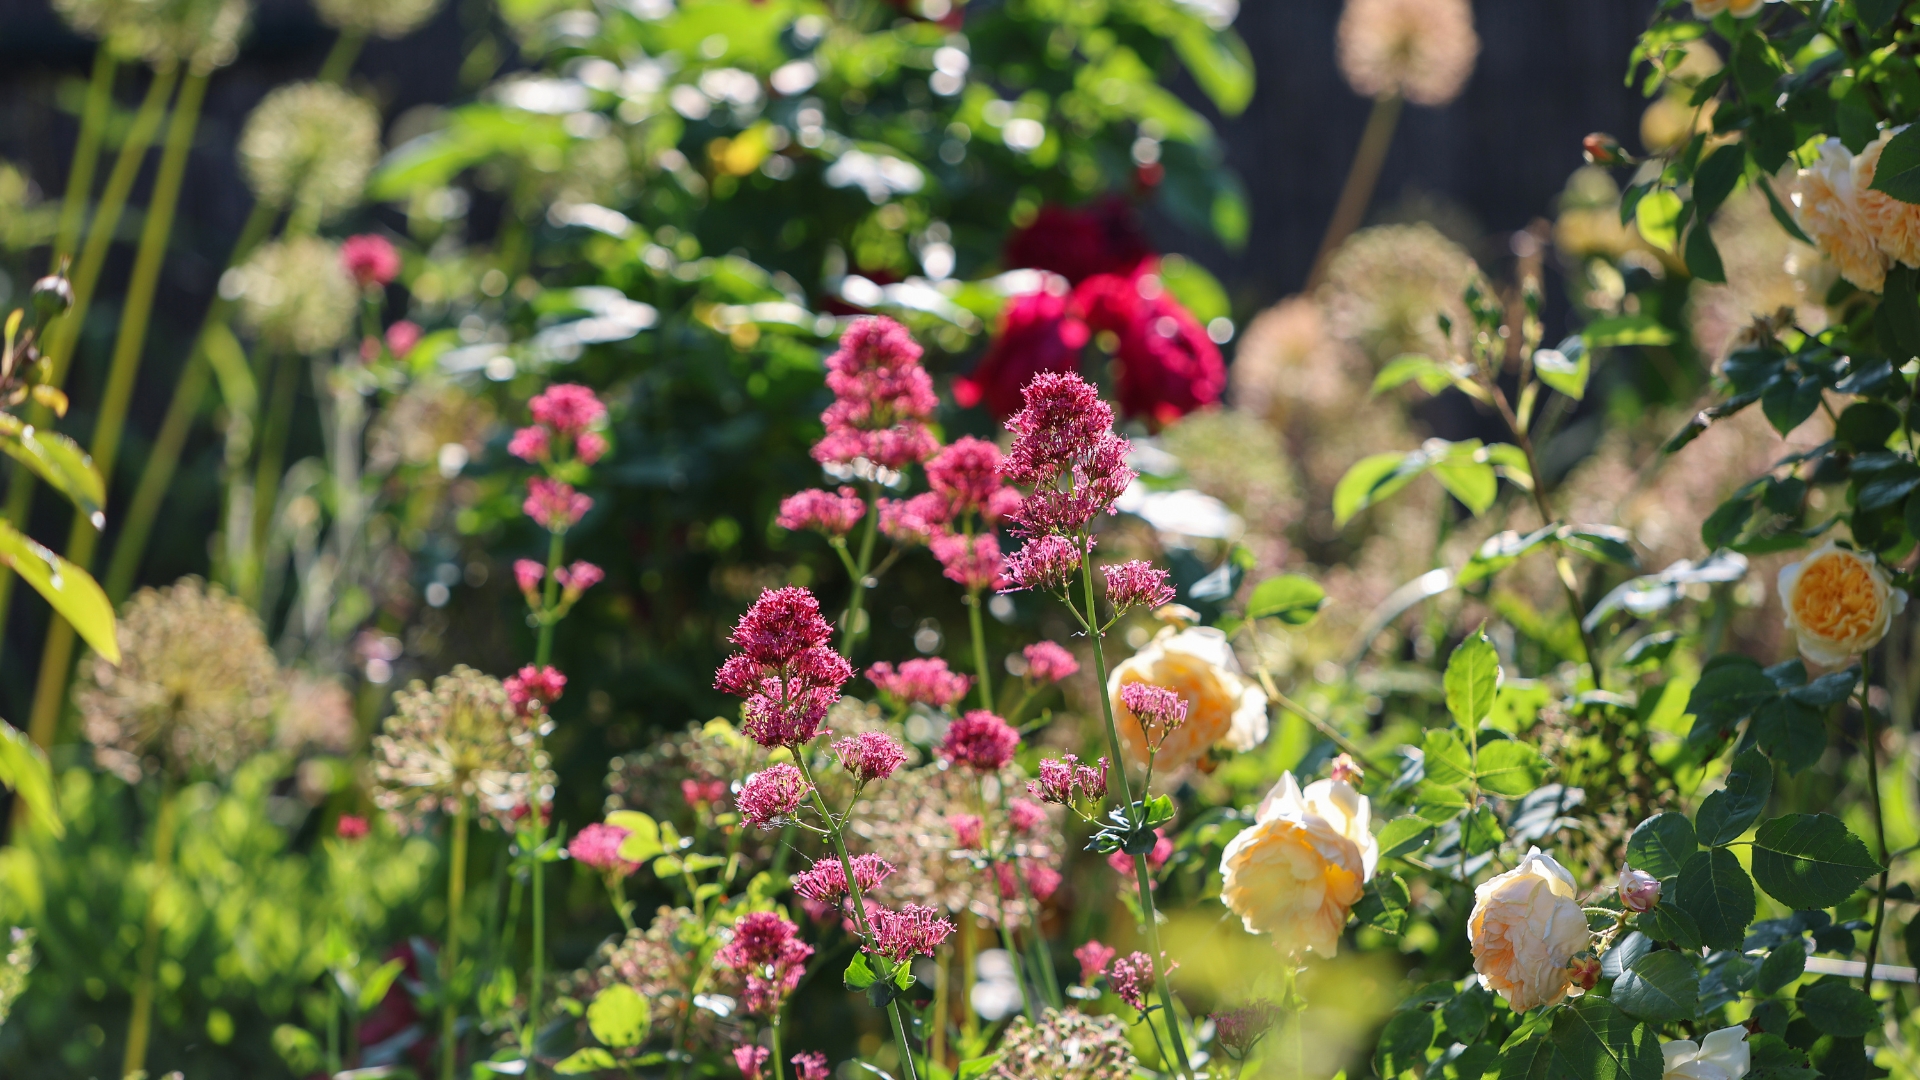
[812,316,940,472]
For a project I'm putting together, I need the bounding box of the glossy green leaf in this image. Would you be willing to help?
[1635,189,1684,253]
[1797,979,1878,1037]
[1749,814,1880,910]
[1378,815,1435,858]
[1244,574,1325,625]
[1673,848,1755,952]
[1333,451,1427,526]
[0,519,118,664]
[1755,941,1806,996]
[1635,906,1702,952]
[1432,458,1498,515]
[1170,24,1254,116]
[554,1048,618,1074]
[1548,997,1664,1080]
[1626,812,1696,880]
[1534,337,1590,401]
[1456,525,1557,588]
[606,810,664,863]
[1444,629,1501,729]
[1474,741,1548,798]
[1422,729,1473,786]
[587,984,650,1048]
[844,952,878,991]
[0,720,60,838]
[1869,124,1920,205]
[356,957,406,1013]
[1375,354,1464,396]
[1694,749,1772,846]
[1612,950,1699,1023]
[0,414,105,528]
[1374,1008,1434,1079]
[1353,872,1409,935]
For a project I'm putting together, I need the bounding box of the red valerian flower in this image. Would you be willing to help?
[832,731,909,784]
[953,285,1089,421]
[1003,534,1084,592]
[939,710,1020,771]
[867,903,956,963]
[568,822,640,877]
[336,814,370,839]
[714,587,853,746]
[778,487,867,537]
[791,853,896,902]
[1074,939,1116,986]
[812,316,940,471]
[925,436,1019,522]
[1104,560,1176,611]
[1028,753,1108,805]
[867,658,971,709]
[734,1045,770,1080]
[508,426,550,462]
[1106,951,1161,1011]
[877,492,950,546]
[737,764,813,827]
[524,477,592,532]
[1002,198,1155,286]
[931,531,1006,592]
[1000,372,1135,542]
[505,664,566,713]
[529,383,608,437]
[947,813,984,849]
[790,1052,831,1080]
[1023,641,1080,682]
[341,233,401,288]
[384,319,422,358]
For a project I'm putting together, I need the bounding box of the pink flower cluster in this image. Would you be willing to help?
[737,764,812,828]
[993,860,1063,902]
[714,587,853,748]
[876,437,1022,591]
[947,813,984,850]
[791,1052,830,1080]
[777,487,868,537]
[791,853,896,903]
[1007,797,1047,834]
[514,560,603,612]
[511,383,610,468]
[734,1045,770,1080]
[504,664,566,714]
[1120,681,1188,742]
[1023,641,1079,682]
[524,477,593,532]
[929,532,1007,592]
[568,822,639,877]
[1000,372,1136,543]
[718,912,815,1017]
[939,710,1020,771]
[1074,939,1116,987]
[867,658,971,709]
[1212,1000,1282,1056]
[1106,950,1161,1011]
[833,731,908,784]
[1104,560,1175,611]
[1003,534,1084,592]
[812,317,939,471]
[682,778,729,808]
[336,814,370,840]
[866,903,955,963]
[1028,754,1108,805]
[341,233,400,289]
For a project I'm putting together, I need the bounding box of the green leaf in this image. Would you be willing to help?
[0,519,118,663]
[1245,574,1326,625]
[1156,255,1230,324]
[1882,266,1920,360]
[1869,125,1920,205]
[1749,813,1881,910]
[1752,699,1826,775]
[1635,906,1702,952]
[956,1055,1003,1080]
[1414,782,1470,824]
[1685,218,1726,284]
[1378,815,1435,858]
[0,414,105,528]
[1444,629,1501,729]
[1475,741,1549,798]
[606,811,664,863]
[1461,806,1505,856]
[1583,314,1676,348]
[1560,525,1638,569]
[1758,177,1814,245]
[1422,730,1473,787]
[1375,354,1463,395]
[1456,525,1557,588]
[1612,950,1699,1023]
[1859,0,1903,28]
[1547,997,1664,1080]
[1836,401,1902,453]
[1693,144,1746,216]
[1635,189,1685,253]
[1755,941,1807,996]
[844,953,878,991]
[1374,1008,1435,1079]
[1534,337,1591,401]
[1432,457,1498,516]
[1334,451,1428,526]
[1673,848,1756,952]
[1695,749,1772,846]
[357,957,406,1013]
[587,984,650,1049]
[1626,812,1696,880]
[1353,872,1410,935]
[1797,979,1879,1037]
[1497,1036,1553,1080]
[1170,24,1254,116]
[1684,656,1777,741]
[554,1048,618,1074]
[1443,983,1493,1043]
[0,721,61,838]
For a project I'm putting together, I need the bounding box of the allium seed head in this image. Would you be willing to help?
[239,83,380,219]
[231,237,357,354]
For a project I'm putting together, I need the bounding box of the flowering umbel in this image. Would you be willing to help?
[812,316,939,472]
[370,665,546,829]
[792,854,897,903]
[738,764,813,828]
[718,912,813,1017]
[1000,372,1136,544]
[715,587,853,747]
[866,903,955,963]
[939,710,1021,771]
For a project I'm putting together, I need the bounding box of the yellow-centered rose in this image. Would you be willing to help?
[1779,542,1907,666]
[1219,773,1377,957]
[1108,626,1267,773]
[1468,848,1589,1012]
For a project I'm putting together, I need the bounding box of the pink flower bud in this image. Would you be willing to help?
[336,814,369,840]
[1330,754,1364,786]
[1619,868,1661,913]
[509,425,550,462]
[575,430,608,465]
[1569,955,1602,991]
[514,559,546,600]
[384,319,422,358]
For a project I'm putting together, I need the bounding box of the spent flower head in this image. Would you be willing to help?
[239,83,380,219]
[989,1008,1135,1080]
[370,665,546,829]
[313,0,441,38]
[1336,0,1479,106]
[232,236,357,354]
[78,577,279,782]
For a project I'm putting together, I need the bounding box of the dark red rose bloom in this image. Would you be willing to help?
[1003,199,1154,286]
[954,287,1089,421]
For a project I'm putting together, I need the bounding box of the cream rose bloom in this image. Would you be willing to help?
[1691,0,1765,16]
[1109,626,1267,773]
[1219,773,1377,957]
[1663,1026,1750,1080]
[1855,128,1920,268]
[1779,542,1908,666]
[1790,139,1888,293]
[1468,848,1589,1012]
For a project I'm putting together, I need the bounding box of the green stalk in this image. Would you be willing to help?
[1860,655,1890,991]
[317,30,366,84]
[794,754,920,1080]
[771,1021,786,1080]
[1305,93,1402,290]
[0,64,177,671]
[54,49,119,262]
[243,346,299,608]
[122,780,178,1080]
[521,528,564,1067]
[102,196,278,603]
[1076,559,1193,1080]
[966,589,993,711]
[23,69,206,752]
[839,483,880,658]
[443,796,472,1080]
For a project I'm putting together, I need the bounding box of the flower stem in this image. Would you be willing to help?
[1306,92,1402,289]
[122,780,178,1080]
[1861,654,1890,991]
[839,485,880,659]
[54,49,117,262]
[772,1018,786,1080]
[443,797,472,1080]
[1077,559,1193,1080]
[794,753,920,1080]
[523,528,565,1067]
[967,590,994,710]
[317,30,366,84]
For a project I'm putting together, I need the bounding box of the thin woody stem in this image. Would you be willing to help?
[1861,655,1890,991]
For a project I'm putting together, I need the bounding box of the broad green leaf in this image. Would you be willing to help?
[844,952,878,991]
[1354,872,1410,934]
[1684,656,1777,742]
[1749,814,1880,910]
[1157,254,1230,324]
[607,811,664,863]
[1456,525,1557,588]
[1869,124,1920,205]
[1334,451,1428,526]
[1534,337,1590,401]
[1374,354,1463,396]
[1432,457,1498,516]
[555,1048,618,1074]
[0,721,60,837]
[1582,314,1676,348]
[1797,979,1878,1037]
[1444,629,1501,729]
[1692,144,1745,216]
[1755,941,1806,996]
[1635,906,1703,952]
[357,957,406,1013]
[1170,24,1254,116]
[1684,217,1726,284]
[1422,729,1473,787]
[0,519,118,663]
[1752,699,1826,775]
[1497,1036,1553,1080]
[1443,983,1494,1042]
[0,414,105,527]
[1414,782,1470,824]
[1634,189,1684,253]
[1245,574,1325,625]
[1694,749,1772,846]
[1548,997,1664,1080]
[587,984,650,1049]
[1461,806,1505,855]
[1612,950,1699,1023]
[1378,815,1435,858]
[1626,812,1696,880]
[1374,1008,1435,1079]
[1560,525,1638,569]
[1748,1034,1814,1080]
[1474,741,1548,798]
[1673,848,1755,952]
